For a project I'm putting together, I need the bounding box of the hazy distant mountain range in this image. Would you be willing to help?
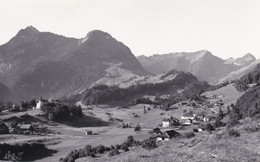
[224,53,256,67]
[137,51,256,83]
[0,26,147,100]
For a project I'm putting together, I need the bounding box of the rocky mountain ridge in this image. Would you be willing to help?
[0,26,148,100]
[137,50,250,83]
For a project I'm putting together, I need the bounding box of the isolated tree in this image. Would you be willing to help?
[218,107,224,119]
[30,99,37,107]
[134,124,141,132]
[228,104,242,127]
[21,102,29,109]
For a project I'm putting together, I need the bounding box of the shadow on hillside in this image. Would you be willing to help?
[3,114,48,124]
[24,149,58,161]
[58,115,110,128]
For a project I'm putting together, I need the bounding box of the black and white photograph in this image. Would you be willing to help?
[0,0,260,161]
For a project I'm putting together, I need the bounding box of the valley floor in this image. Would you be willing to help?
[1,83,256,162]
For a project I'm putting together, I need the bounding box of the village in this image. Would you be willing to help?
[0,85,234,162]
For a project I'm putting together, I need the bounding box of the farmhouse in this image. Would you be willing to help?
[183,119,192,126]
[18,124,34,131]
[156,129,180,141]
[85,130,92,135]
[181,113,195,120]
[195,112,205,121]
[162,117,179,128]
[169,105,178,109]
[153,127,162,135]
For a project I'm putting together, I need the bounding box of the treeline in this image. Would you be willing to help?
[181,81,210,100]
[226,86,260,127]
[41,102,83,121]
[0,99,37,112]
[60,136,156,162]
[63,72,202,105]
[0,142,48,161]
[206,81,230,92]
[235,86,260,118]
[235,63,260,91]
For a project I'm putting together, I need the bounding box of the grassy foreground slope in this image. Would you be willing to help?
[76,119,260,162]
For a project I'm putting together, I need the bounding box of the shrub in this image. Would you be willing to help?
[108,148,119,157]
[244,125,260,133]
[193,128,198,132]
[228,129,240,137]
[96,145,106,154]
[141,138,157,150]
[0,142,48,161]
[134,124,141,132]
[120,143,129,152]
[182,132,195,139]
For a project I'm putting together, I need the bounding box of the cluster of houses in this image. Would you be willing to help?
[118,123,132,128]
[155,110,212,141]
[0,117,48,135]
[202,93,224,99]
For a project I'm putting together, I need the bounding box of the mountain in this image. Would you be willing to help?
[137,50,238,84]
[233,63,260,92]
[0,26,148,100]
[224,53,256,66]
[0,82,15,103]
[219,59,260,84]
[66,69,210,106]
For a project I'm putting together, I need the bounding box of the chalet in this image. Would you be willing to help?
[0,122,9,134]
[18,124,34,131]
[181,113,195,120]
[162,117,179,128]
[198,123,214,131]
[34,125,47,133]
[153,127,162,135]
[169,105,178,109]
[156,130,180,141]
[180,101,189,106]
[86,130,92,135]
[183,119,192,126]
[195,112,205,121]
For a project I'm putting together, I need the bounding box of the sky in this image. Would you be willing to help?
[1,0,260,59]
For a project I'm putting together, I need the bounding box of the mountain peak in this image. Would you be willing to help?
[18,26,39,36]
[235,53,256,66]
[243,53,255,60]
[87,30,112,40]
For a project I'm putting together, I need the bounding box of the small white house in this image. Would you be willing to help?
[203,117,209,122]
[36,100,44,109]
[36,98,47,109]
[162,119,170,128]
